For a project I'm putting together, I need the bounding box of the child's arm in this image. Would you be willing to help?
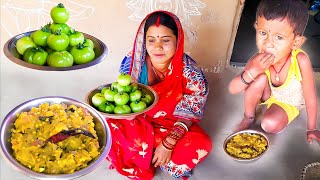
[297,52,320,143]
[229,52,274,94]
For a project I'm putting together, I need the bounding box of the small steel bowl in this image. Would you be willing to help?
[3,31,108,71]
[0,96,112,179]
[223,129,270,162]
[85,83,159,120]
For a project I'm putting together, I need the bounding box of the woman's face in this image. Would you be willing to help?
[146,24,177,66]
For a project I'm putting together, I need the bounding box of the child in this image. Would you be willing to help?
[228,0,320,143]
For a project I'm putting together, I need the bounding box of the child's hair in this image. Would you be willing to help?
[144,12,178,37]
[256,0,309,36]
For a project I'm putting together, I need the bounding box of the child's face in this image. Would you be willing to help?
[146,24,177,66]
[255,16,300,64]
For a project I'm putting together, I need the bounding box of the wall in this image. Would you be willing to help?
[0,0,241,118]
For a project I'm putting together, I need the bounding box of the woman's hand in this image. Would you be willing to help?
[152,139,173,167]
[246,52,275,78]
[307,130,320,143]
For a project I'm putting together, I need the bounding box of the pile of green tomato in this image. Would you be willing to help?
[15,3,95,67]
[91,74,154,114]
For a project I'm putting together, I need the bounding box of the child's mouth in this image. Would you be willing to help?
[259,50,273,55]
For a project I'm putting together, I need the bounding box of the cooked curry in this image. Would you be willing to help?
[11,103,100,174]
[226,133,268,159]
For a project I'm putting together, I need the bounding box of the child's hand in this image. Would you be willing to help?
[246,52,275,77]
[306,130,320,143]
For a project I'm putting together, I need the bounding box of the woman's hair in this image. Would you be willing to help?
[256,0,309,36]
[144,12,178,37]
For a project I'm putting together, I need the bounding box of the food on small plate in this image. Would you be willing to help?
[225,132,268,159]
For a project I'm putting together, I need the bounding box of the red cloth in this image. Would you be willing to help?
[106,10,212,179]
[107,116,212,179]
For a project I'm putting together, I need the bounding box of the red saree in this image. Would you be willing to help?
[107,11,212,180]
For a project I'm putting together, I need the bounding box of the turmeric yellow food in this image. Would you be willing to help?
[11,103,100,174]
[226,133,268,159]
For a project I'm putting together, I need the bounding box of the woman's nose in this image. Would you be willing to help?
[154,42,163,49]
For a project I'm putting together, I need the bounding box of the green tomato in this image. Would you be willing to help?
[29,32,35,39]
[69,43,95,64]
[117,73,132,86]
[91,92,107,107]
[117,84,132,93]
[104,88,118,102]
[50,23,71,35]
[98,101,115,113]
[111,82,119,91]
[32,24,51,46]
[47,51,73,67]
[68,29,84,46]
[101,87,109,94]
[23,47,48,66]
[130,83,139,92]
[130,89,142,102]
[141,94,153,105]
[47,30,70,51]
[114,105,131,114]
[16,36,37,55]
[114,92,130,106]
[130,100,147,113]
[50,3,70,23]
[45,47,55,54]
[83,38,94,49]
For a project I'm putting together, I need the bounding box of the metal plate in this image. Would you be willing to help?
[223,129,270,163]
[0,96,112,179]
[3,31,108,71]
[85,83,159,120]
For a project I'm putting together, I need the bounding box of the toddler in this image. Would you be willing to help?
[229,0,320,143]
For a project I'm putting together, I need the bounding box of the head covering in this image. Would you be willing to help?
[128,10,185,118]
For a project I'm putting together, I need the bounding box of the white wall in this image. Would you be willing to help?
[0,0,242,118]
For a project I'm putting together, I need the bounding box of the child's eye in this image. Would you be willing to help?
[275,35,283,40]
[259,31,266,36]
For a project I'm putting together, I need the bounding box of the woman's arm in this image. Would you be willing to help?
[172,55,209,121]
[153,56,206,167]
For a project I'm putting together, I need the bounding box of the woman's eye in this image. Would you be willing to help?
[162,39,170,43]
[148,39,155,43]
[275,35,283,40]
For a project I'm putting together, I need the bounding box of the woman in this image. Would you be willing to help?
[107,11,212,180]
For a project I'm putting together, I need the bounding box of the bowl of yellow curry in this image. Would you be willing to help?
[223,129,269,162]
[0,96,111,179]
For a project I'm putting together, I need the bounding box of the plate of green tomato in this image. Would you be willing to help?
[3,3,108,71]
[85,74,159,120]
